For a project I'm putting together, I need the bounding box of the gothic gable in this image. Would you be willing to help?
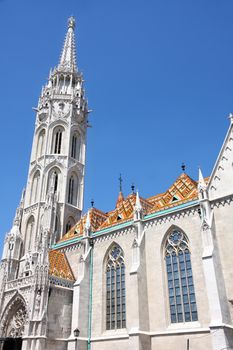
[208,119,233,200]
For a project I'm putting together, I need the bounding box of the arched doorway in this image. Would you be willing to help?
[0,295,28,350]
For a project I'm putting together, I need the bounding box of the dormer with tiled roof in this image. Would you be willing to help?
[147,173,199,212]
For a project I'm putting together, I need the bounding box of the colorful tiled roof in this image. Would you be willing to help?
[49,250,75,281]
[147,173,198,212]
[98,192,153,230]
[60,207,108,242]
[58,173,208,243]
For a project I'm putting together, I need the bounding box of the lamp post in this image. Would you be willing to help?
[73,328,80,350]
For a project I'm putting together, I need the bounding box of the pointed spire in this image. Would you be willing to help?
[85,210,91,231]
[116,191,124,207]
[58,16,77,72]
[198,167,207,191]
[134,190,143,221]
[135,191,142,212]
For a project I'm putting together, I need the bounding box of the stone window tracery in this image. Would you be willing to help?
[165,229,198,323]
[106,245,126,330]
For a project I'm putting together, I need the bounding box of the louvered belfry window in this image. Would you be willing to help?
[165,229,198,323]
[106,245,126,330]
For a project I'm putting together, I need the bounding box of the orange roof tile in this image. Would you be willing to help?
[49,250,75,281]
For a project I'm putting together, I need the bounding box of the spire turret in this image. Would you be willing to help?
[58,16,77,72]
[134,191,143,221]
[198,167,208,202]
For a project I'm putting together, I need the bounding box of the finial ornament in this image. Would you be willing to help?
[181,162,186,173]
[119,174,123,192]
[228,112,233,124]
[91,199,94,208]
[68,16,76,30]
[131,183,135,193]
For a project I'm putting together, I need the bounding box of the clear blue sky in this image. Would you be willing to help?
[0,0,233,251]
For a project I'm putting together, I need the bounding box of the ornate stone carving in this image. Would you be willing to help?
[0,295,28,337]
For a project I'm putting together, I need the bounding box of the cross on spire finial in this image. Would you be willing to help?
[119,174,123,192]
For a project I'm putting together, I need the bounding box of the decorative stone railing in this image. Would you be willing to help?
[49,275,74,289]
[5,275,35,291]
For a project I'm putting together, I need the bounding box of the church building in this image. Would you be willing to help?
[0,17,233,350]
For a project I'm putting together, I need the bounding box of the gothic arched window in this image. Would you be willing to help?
[46,168,61,195]
[52,127,64,154]
[68,176,74,204]
[71,134,77,158]
[24,216,35,253]
[67,174,78,206]
[71,132,81,160]
[30,171,40,204]
[53,171,58,193]
[37,129,45,158]
[164,229,198,323]
[106,245,126,330]
[65,217,75,233]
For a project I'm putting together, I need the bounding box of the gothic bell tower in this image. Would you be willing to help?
[19,16,88,254]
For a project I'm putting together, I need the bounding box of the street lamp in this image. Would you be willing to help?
[73,328,80,338]
[73,328,80,350]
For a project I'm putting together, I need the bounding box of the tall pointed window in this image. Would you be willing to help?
[68,176,74,204]
[106,245,126,330]
[53,171,58,193]
[71,134,77,159]
[52,127,64,154]
[71,132,81,160]
[165,229,198,323]
[30,171,40,204]
[47,168,60,195]
[24,216,35,253]
[65,217,75,233]
[37,129,45,158]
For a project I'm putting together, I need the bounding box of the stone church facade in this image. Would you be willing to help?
[0,17,233,350]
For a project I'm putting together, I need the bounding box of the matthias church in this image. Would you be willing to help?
[0,17,233,350]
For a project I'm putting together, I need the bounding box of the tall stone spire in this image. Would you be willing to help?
[58,16,77,72]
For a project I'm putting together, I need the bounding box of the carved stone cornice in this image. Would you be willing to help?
[24,203,39,214]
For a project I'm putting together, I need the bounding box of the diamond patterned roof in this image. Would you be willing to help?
[49,250,75,281]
